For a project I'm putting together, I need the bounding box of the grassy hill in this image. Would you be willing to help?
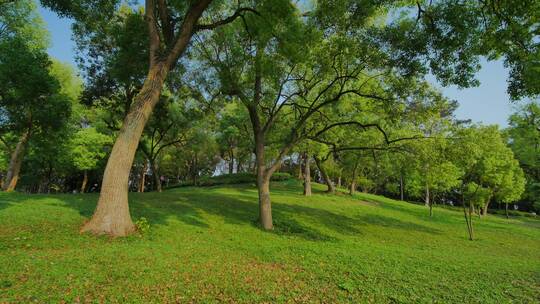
[0,180,539,303]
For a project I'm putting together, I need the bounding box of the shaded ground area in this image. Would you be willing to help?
[1,180,539,303]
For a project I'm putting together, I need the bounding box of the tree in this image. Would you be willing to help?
[453,125,526,240]
[43,0,259,236]
[507,102,540,212]
[70,128,112,192]
[0,35,72,191]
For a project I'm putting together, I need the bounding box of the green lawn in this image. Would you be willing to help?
[1,180,539,303]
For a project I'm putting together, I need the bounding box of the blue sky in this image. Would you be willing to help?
[38,5,516,127]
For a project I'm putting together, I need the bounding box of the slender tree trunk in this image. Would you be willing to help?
[3,129,31,192]
[81,171,88,193]
[337,175,342,189]
[139,161,147,193]
[481,195,491,217]
[469,204,475,240]
[303,152,311,196]
[297,157,303,180]
[236,157,242,173]
[150,159,161,192]
[399,173,404,201]
[425,183,430,207]
[229,150,234,174]
[315,157,335,194]
[81,64,169,236]
[349,160,359,196]
[506,203,509,219]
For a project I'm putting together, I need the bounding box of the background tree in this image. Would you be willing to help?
[507,102,540,212]
[70,128,112,192]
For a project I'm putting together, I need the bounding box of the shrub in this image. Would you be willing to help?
[135,217,150,234]
[165,172,293,189]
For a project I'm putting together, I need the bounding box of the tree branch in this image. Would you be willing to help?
[195,8,260,31]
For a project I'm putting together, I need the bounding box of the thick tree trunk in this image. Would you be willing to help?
[315,157,335,194]
[254,135,273,230]
[303,152,311,196]
[139,161,147,193]
[3,129,31,192]
[257,171,273,230]
[81,64,169,236]
[81,171,88,193]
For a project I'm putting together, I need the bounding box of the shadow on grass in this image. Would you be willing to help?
[0,183,441,241]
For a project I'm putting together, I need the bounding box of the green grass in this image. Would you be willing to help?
[1,180,539,303]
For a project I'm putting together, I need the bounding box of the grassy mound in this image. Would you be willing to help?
[0,180,538,303]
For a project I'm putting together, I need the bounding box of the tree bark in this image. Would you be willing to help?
[81,64,169,236]
[481,195,491,217]
[399,173,404,201]
[425,183,430,207]
[315,157,335,194]
[297,157,303,180]
[349,160,359,196]
[3,129,31,192]
[139,161,147,193]
[81,170,88,193]
[228,149,234,174]
[505,203,509,219]
[303,152,311,196]
[254,133,273,230]
[150,159,162,192]
[236,157,242,173]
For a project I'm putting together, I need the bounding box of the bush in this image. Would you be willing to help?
[135,217,151,234]
[164,172,293,189]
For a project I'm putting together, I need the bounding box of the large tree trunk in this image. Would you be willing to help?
[81,171,88,193]
[3,129,31,192]
[303,152,311,196]
[81,64,169,236]
[314,157,335,194]
[139,161,147,193]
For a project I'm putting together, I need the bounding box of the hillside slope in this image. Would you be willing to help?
[0,181,539,303]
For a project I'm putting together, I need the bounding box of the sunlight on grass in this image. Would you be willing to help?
[1,181,539,303]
